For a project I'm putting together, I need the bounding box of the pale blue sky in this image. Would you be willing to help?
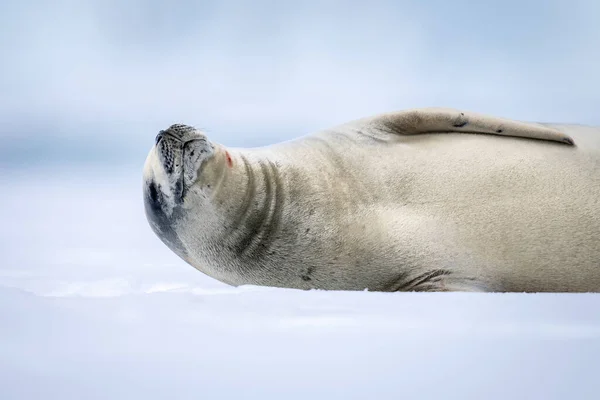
[1,0,599,165]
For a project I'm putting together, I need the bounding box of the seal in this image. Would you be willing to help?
[142,107,600,293]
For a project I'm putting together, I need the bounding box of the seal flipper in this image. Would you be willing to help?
[358,107,575,145]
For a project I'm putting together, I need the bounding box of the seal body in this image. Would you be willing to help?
[143,108,600,292]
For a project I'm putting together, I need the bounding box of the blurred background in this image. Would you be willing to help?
[2,1,600,398]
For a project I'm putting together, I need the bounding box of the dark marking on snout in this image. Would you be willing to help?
[148,181,159,203]
[173,180,184,204]
[496,129,503,133]
[144,180,188,261]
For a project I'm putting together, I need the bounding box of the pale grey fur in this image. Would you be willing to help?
[143,108,599,293]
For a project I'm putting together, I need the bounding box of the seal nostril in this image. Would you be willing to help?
[155,133,163,145]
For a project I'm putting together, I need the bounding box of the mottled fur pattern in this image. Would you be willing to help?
[143,108,600,293]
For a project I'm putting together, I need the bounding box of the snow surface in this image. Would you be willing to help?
[1,166,599,399]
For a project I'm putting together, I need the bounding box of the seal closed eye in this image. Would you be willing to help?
[143,107,600,293]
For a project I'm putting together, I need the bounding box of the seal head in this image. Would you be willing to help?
[142,124,215,260]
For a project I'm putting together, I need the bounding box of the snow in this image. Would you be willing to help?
[1,166,599,399]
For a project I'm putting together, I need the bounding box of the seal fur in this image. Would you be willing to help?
[142,108,599,292]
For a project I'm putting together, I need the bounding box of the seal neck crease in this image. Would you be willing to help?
[217,154,285,267]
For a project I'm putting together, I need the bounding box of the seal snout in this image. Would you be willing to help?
[150,123,216,201]
[156,124,204,144]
